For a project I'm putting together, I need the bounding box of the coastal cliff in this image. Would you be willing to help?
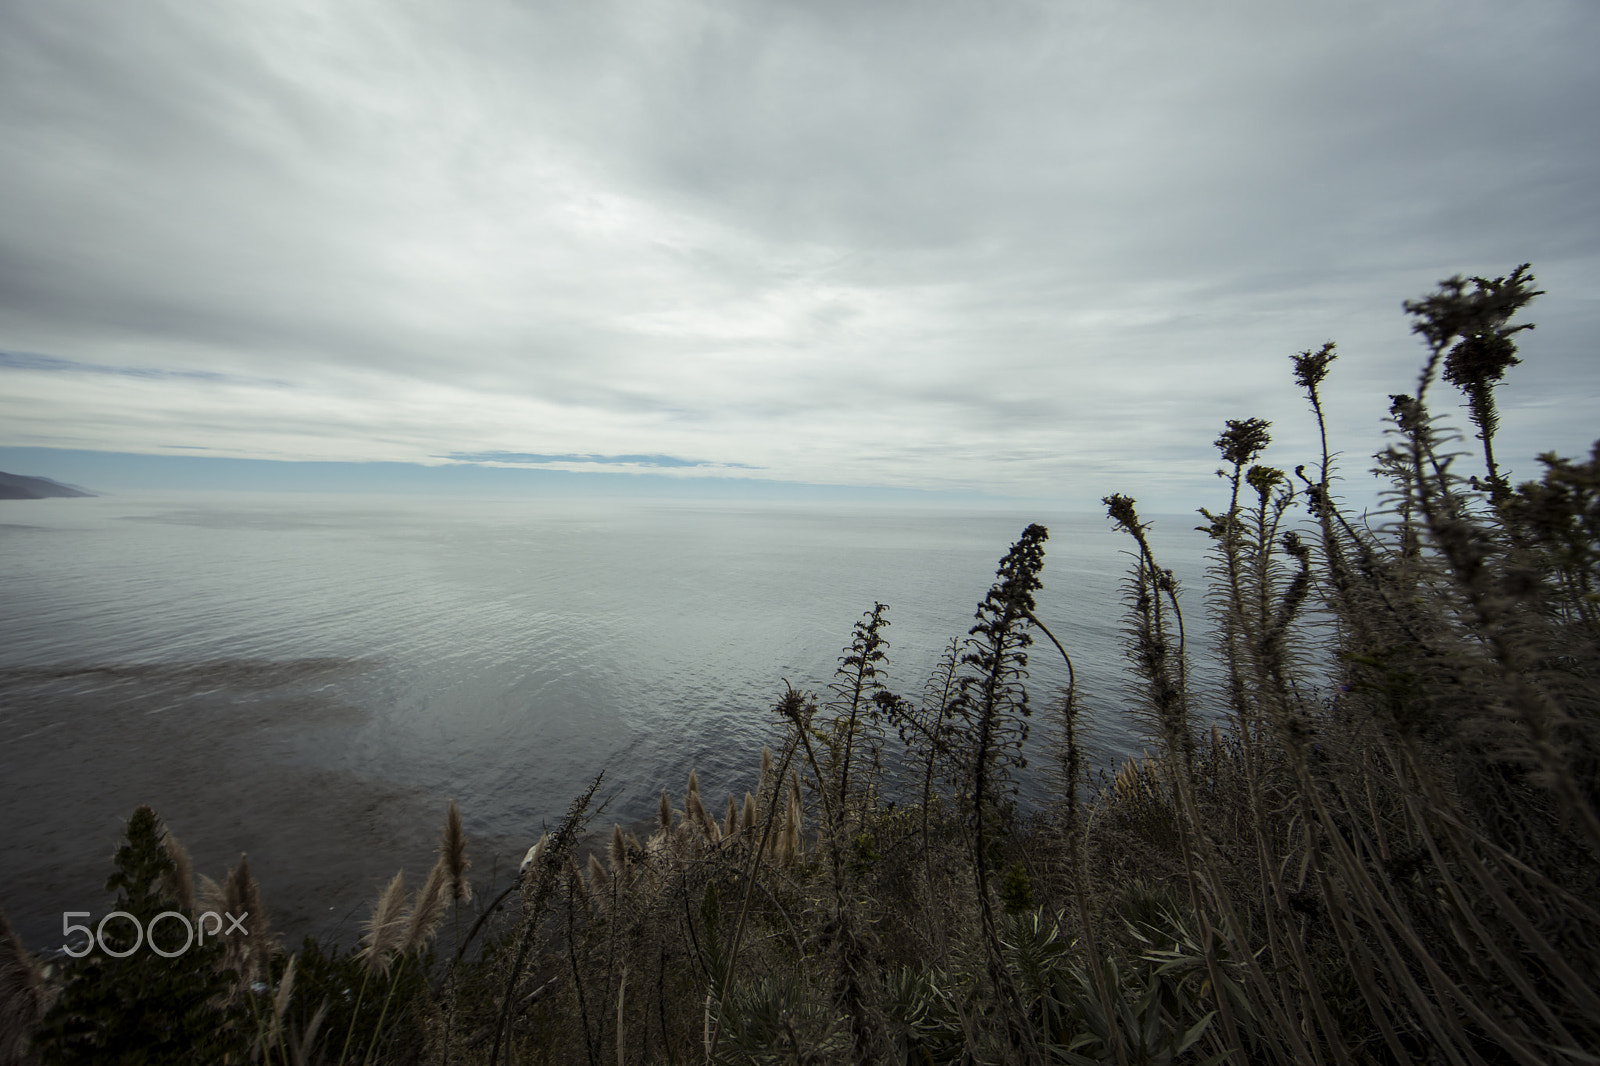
[0,471,96,499]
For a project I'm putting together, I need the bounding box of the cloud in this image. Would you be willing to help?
[0,349,281,385]
[441,451,759,470]
[0,0,1596,508]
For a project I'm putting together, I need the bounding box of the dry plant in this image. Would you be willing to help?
[0,906,53,1066]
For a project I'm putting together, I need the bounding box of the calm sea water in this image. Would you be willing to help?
[0,492,1213,947]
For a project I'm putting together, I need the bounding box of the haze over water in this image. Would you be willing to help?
[1,492,1210,949]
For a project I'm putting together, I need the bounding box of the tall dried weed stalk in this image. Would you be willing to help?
[1093,264,1600,1065]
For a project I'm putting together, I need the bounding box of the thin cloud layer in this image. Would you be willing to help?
[1,0,1596,507]
[441,451,759,471]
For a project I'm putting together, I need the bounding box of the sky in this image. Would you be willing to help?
[1,0,1597,510]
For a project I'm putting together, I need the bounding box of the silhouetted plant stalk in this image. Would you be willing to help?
[881,637,960,912]
[488,772,603,1066]
[1405,264,1543,504]
[1196,416,1273,745]
[784,663,890,1061]
[950,523,1049,1064]
[357,860,447,1066]
[1398,268,1600,856]
[337,871,406,1066]
[1199,409,1336,1055]
[1209,403,1363,1056]
[1020,603,1128,1066]
[704,686,808,1062]
[1504,443,1600,633]
[1205,266,1600,1065]
[1021,607,1080,844]
[1105,495,1193,768]
[1212,407,1368,1061]
[823,602,892,828]
[1340,556,1573,1049]
[1291,340,1407,654]
[1105,495,1274,1059]
[564,865,599,1066]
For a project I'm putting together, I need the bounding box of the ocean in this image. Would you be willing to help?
[0,492,1214,950]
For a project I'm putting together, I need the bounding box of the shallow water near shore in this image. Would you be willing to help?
[0,492,1212,951]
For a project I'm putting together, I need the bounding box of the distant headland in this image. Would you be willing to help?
[0,471,97,499]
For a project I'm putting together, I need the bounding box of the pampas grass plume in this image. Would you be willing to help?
[743,792,757,833]
[209,853,273,983]
[358,871,407,976]
[789,773,804,860]
[567,857,590,908]
[778,780,803,865]
[1,905,52,1065]
[609,824,628,874]
[520,833,548,879]
[403,858,449,953]
[777,812,797,866]
[161,830,197,914]
[198,873,222,912]
[223,854,267,940]
[440,799,471,903]
[587,852,611,898]
[685,772,708,831]
[270,952,296,1041]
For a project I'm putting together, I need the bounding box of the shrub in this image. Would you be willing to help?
[35,806,249,1064]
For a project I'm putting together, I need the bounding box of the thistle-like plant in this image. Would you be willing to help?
[1197,418,1274,735]
[951,524,1048,845]
[1504,442,1600,633]
[821,602,893,827]
[488,773,603,1066]
[1404,263,1542,501]
[706,686,813,1063]
[1106,495,1192,765]
[948,523,1050,1063]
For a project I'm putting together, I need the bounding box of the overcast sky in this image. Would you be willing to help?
[1,0,1596,509]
